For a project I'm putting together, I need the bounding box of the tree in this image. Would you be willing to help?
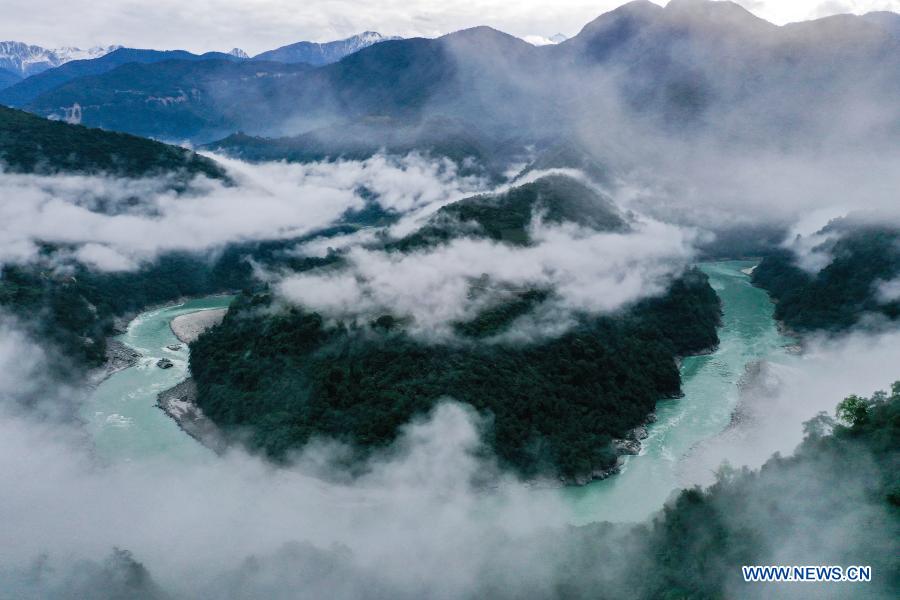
[836,394,871,427]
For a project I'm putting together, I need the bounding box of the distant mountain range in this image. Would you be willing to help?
[253,31,401,65]
[1,1,898,151]
[0,31,399,100]
[0,41,120,77]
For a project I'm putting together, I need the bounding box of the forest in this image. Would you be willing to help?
[752,224,900,333]
[0,105,224,180]
[189,269,722,481]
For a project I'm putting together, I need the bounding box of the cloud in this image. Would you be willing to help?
[0,315,575,598]
[0,153,487,272]
[680,326,900,488]
[278,216,698,339]
[875,276,900,303]
[5,1,899,56]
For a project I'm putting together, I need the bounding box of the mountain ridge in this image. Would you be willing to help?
[253,31,401,65]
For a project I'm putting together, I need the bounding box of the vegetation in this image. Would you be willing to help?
[752,225,900,332]
[0,105,225,179]
[391,174,625,251]
[541,382,900,599]
[189,268,721,480]
[0,240,337,368]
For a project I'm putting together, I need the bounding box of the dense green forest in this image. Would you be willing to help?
[0,240,338,368]
[753,225,900,332]
[0,105,225,180]
[390,174,625,251]
[189,269,721,480]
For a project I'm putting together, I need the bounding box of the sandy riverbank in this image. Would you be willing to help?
[170,308,228,343]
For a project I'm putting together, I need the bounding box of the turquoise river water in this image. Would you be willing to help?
[83,261,791,522]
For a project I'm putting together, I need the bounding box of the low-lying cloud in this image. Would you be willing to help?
[278,216,697,339]
[0,153,486,272]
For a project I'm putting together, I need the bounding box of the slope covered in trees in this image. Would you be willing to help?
[752,225,900,333]
[0,105,225,179]
[553,381,900,598]
[392,174,625,251]
[189,269,721,481]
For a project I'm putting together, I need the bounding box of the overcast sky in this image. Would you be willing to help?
[1,0,899,55]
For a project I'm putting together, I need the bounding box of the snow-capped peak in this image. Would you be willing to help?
[521,33,568,46]
[0,41,121,77]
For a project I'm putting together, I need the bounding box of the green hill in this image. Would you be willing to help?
[752,223,900,333]
[0,104,225,179]
[393,174,626,251]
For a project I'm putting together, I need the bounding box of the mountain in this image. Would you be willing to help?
[0,67,19,90]
[862,10,900,38]
[252,31,401,65]
[0,47,245,107]
[392,174,627,251]
[21,28,538,142]
[0,41,119,77]
[752,222,900,333]
[0,104,224,179]
[204,115,527,179]
[11,2,900,149]
[188,171,720,480]
[21,59,312,141]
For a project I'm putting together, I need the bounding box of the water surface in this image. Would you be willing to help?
[562,261,791,523]
[81,296,233,463]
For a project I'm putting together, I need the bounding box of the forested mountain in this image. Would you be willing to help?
[190,269,720,481]
[0,107,229,367]
[0,67,20,90]
[0,105,224,178]
[753,224,900,333]
[187,175,720,481]
[0,47,245,108]
[204,116,527,179]
[20,59,313,141]
[391,174,626,251]
[8,1,899,150]
[0,105,224,179]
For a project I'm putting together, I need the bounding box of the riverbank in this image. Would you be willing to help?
[88,340,142,387]
[156,378,228,454]
[170,308,228,343]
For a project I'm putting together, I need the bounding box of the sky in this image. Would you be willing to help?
[1,0,898,55]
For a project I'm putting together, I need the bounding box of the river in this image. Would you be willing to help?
[81,296,233,464]
[82,261,791,521]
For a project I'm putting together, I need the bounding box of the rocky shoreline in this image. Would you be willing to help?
[528,412,658,488]
[88,339,142,386]
[156,378,229,454]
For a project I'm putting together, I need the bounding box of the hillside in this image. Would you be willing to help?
[752,224,900,333]
[8,3,899,150]
[0,47,243,107]
[392,174,626,251]
[190,269,720,481]
[20,58,312,141]
[187,175,718,481]
[0,105,225,178]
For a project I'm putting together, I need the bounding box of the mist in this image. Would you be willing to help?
[0,153,487,272]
